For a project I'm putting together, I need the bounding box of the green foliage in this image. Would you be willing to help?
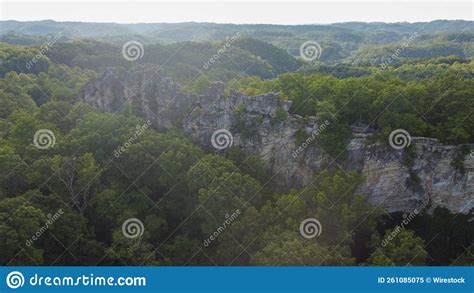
[368,229,428,266]
[233,37,302,74]
[251,231,353,265]
[274,107,288,122]
[187,154,239,190]
[225,147,271,186]
[207,170,380,265]
[0,23,472,266]
[233,104,259,138]
[409,207,474,265]
[183,75,212,94]
[0,196,46,265]
[228,65,474,153]
[402,146,417,167]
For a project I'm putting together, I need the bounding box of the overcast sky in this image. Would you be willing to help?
[1,0,472,24]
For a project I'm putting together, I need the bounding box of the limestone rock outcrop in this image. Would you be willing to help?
[78,67,474,214]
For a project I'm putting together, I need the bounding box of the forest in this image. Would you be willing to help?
[0,20,473,266]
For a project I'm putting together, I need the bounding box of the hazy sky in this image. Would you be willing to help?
[1,0,472,24]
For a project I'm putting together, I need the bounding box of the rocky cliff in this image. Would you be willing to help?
[78,67,474,214]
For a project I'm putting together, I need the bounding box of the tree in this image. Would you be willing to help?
[368,229,428,266]
[251,231,354,266]
[0,196,46,265]
[0,144,30,198]
[106,229,159,265]
[30,153,102,216]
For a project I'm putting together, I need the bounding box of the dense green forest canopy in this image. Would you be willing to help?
[0,20,473,266]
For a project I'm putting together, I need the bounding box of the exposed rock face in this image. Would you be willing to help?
[345,138,473,213]
[78,67,474,214]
